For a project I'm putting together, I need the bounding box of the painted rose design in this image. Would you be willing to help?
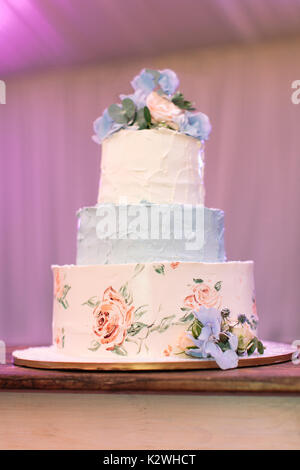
[54,327,65,349]
[54,269,71,309]
[54,269,64,298]
[184,282,222,310]
[170,262,180,270]
[92,287,134,351]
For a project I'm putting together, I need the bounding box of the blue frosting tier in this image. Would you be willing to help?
[76,204,226,265]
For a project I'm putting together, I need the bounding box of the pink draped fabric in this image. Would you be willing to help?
[1,37,300,346]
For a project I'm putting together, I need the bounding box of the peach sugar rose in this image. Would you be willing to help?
[177,331,195,351]
[146,91,183,127]
[92,287,134,351]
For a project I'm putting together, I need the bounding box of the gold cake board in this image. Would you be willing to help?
[12,341,295,371]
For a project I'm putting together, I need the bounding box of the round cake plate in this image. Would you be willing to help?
[12,341,296,371]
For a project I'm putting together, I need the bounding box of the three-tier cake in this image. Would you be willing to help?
[52,68,264,369]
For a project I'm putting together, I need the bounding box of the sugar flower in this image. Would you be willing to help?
[131,69,156,95]
[195,306,221,340]
[158,69,179,96]
[232,322,255,352]
[93,109,124,143]
[176,111,212,141]
[186,306,239,370]
[146,91,183,126]
[92,68,212,143]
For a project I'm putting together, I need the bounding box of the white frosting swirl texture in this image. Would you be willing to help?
[98,128,204,205]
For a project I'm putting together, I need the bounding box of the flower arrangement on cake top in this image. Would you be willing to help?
[93,68,211,143]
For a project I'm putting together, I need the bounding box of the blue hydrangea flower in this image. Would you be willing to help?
[205,342,239,370]
[195,306,221,339]
[186,306,239,370]
[158,69,179,96]
[131,69,156,95]
[176,111,212,141]
[92,109,124,143]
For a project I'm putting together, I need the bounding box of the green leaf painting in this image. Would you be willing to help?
[57,285,71,309]
[153,264,165,275]
[214,281,222,291]
[88,340,101,352]
[82,296,100,308]
[134,305,148,319]
[193,278,203,284]
[127,322,148,336]
[150,315,176,334]
[119,282,133,305]
[111,345,128,356]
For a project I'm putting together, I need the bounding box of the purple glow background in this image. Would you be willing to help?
[1,2,300,346]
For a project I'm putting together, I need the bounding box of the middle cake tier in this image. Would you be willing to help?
[77,203,226,265]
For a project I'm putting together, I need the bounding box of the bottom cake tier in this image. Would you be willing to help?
[52,261,259,362]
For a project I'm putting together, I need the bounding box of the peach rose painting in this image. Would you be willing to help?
[92,286,134,352]
[183,278,222,310]
[54,269,71,309]
[81,264,262,362]
[170,262,180,270]
[54,327,65,349]
[82,263,194,356]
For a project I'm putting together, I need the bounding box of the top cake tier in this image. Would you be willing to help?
[97,128,205,205]
[93,68,211,205]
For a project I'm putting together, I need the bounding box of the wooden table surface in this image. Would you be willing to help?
[2,346,300,449]
[1,345,300,394]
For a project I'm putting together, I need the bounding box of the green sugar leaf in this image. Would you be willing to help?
[108,103,128,124]
[144,106,151,124]
[122,98,136,121]
[171,92,195,111]
[257,340,265,355]
[136,108,148,129]
[193,278,203,284]
[191,318,202,339]
[247,337,258,356]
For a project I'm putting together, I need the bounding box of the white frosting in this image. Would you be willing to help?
[52,261,257,360]
[98,128,204,205]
